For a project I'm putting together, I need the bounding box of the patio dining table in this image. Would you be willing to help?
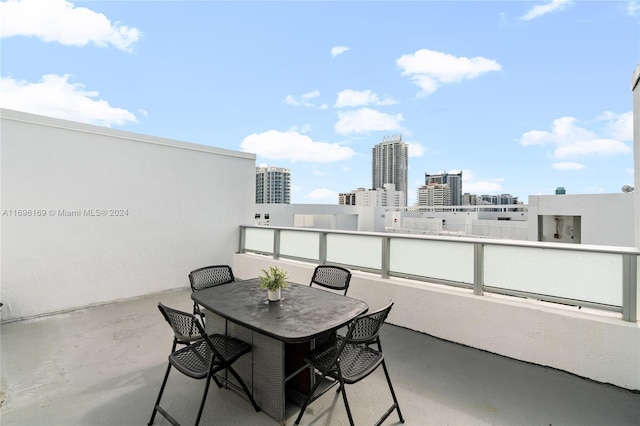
[191,278,368,423]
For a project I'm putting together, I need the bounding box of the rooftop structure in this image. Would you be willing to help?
[1,84,639,426]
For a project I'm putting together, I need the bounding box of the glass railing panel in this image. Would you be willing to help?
[326,234,381,269]
[244,227,275,254]
[389,238,475,283]
[484,245,622,306]
[280,230,319,261]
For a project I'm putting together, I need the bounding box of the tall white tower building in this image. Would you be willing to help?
[256,166,290,204]
[372,135,408,206]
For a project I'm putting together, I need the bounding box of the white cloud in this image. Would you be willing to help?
[584,186,606,194]
[284,90,322,108]
[520,0,572,21]
[553,162,586,170]
[240,130,356,163]
[407,143,426,157]
[520,115,632,159]
[459,169,504,194]
[304,188,339,202]
[463,181,504,194]
[331,46,350,57]
[628,1,640,16]
[287,124,311,134]
[301,90,320,100]
[334,107,404,135]
[396,49,501,96]
[597,111,633,141]
[0,0,141,52]
[519,129,554,146]
[0,74,137,126]
[334,89,397,108]
[555,138,631,158]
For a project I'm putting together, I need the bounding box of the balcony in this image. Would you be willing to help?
[2,108,639,424]
[2,285,639,425]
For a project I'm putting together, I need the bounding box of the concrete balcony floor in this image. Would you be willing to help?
[1,287,639,426]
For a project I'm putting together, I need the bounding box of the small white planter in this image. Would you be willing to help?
[267,289,281,302]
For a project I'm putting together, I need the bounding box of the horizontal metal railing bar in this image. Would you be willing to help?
[274,253,319,263]
[241,225,640,256]
[482,286,623,313]
[387,272,475,291]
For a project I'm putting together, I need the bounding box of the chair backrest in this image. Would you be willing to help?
[189,265,234,292]
[158,303,204,343]
[345,301,393,345]
[309,265,351,295]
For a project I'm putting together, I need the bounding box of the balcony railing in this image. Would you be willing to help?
[239,226,639,322]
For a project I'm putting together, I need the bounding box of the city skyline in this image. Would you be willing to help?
[1,0,638,204]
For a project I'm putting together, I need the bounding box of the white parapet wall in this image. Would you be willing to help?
[233,253,640,391]
[1,109,256,321]
[632,64,640,249]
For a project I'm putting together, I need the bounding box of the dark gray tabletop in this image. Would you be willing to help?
[191,278,368,343]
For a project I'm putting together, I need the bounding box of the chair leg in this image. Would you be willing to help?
[194,370,214,426]
[148,363,172,426]
[294,372,328,425]
[380,360,405,424]
[226,366,260,412]
[337,375,355,426]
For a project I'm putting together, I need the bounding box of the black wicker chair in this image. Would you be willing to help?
[189,265,235,319]
[309,265,351,295]
[294,301,404,426]
[148,303,259,426]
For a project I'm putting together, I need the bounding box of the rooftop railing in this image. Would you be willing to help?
[239,225,639,322]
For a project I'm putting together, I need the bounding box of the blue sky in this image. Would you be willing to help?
[1,0,638,204]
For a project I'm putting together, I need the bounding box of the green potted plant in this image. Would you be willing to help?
[258,266,288,302]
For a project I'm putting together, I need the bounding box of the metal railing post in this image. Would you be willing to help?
[622,254,638,322]
[381,236,390,279]
[273,229,281,260]
[239,226,246,253]
[319,232,327,264]
[474,243,484,296]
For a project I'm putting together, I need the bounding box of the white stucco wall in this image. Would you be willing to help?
[528,193,635,246]
[632,65,640,249]
[1,109,256,321]
[233,253,640,391]
[253,203,387,232]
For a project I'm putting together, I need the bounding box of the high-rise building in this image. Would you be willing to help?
[360,184,404,207]
[478,194,519,205]
[462,192,478,205]
[338,190,358,205]
[372,135,408,206]
[255,166,290,204]
[425,171,463,206]
[417,184,451,206]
